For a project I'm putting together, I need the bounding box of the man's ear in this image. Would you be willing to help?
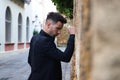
[46,20,51,28]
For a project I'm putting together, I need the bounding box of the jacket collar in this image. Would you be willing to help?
[40,30,55,41]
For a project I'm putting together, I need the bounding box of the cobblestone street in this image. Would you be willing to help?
[0,47,70,80]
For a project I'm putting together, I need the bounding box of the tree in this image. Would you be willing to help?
[52,0,73,19]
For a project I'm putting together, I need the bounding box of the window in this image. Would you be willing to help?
[18,13,22,42]
[5,7,11,43]
[26,17,30,42]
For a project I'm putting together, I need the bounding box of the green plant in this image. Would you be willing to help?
[33,30,39,35]
[52,0,73,19]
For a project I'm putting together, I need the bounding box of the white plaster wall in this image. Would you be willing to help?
[43,0,57,18]
[0,0,33,52]
[24,4,33,43]
[0,0,6,52]
[10,2,24,50]
[31,0,57,26]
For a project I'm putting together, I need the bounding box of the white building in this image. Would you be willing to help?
[0,0,56,53]
[31,0,57,33]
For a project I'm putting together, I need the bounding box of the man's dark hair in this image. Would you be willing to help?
[46,12,67,24]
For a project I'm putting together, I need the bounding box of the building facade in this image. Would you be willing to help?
[0,0,56,53]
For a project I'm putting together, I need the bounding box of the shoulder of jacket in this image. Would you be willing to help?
[36,35,50,43]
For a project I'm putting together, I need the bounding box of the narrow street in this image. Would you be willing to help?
[0,50,30,80]
[0,47,70,80]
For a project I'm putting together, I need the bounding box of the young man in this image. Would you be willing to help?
[28,12,75,80]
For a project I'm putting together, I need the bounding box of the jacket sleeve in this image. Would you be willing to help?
[40,35,75,62]
[28,35,36,66]
[28,38,33,66]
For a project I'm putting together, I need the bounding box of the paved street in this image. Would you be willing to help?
[0,47,70,80]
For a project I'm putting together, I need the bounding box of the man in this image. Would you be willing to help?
[28,12,75,80]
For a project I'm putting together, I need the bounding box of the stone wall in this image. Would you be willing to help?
[79,0,92,80]
[57,19,73,47]
[71,0,120,80]
[71,0,81,80]
[91,0,120,80]
[57,26,69,47]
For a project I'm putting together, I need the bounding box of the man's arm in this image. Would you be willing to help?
[41,26,75,62]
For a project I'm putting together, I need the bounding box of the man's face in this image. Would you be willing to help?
[49,21,63,37]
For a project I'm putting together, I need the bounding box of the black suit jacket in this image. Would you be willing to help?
[28,30,75,80]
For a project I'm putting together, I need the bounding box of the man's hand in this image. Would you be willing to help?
[67,26,75,35]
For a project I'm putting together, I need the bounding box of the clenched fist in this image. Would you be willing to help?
[67,26,75,35]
